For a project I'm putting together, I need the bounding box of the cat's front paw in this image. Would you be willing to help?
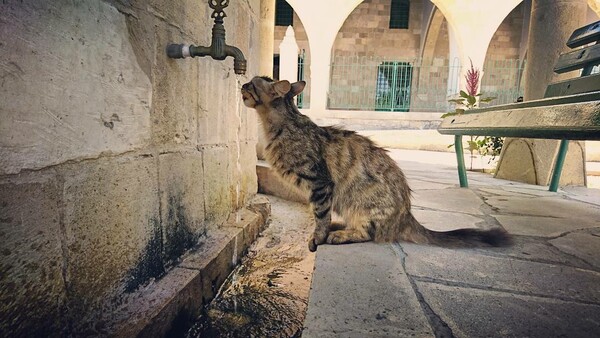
[308,238,317,252]
[308,231,327,252]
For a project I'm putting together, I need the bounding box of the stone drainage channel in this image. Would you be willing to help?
[185,196,315,337]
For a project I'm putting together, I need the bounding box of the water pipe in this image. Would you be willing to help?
[166,0,247,75]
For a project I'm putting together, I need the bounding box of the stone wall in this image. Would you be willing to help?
[332,0,424,59]
[0,0,259,335]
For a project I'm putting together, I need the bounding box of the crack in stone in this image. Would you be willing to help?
[391,244,455,338]
[409,275,600,307]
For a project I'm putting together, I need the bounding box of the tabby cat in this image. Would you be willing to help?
[241,76,510,252]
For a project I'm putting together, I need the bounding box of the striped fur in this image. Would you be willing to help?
[242,76,511,252]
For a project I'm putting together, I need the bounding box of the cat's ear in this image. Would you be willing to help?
[289,81,306,97]
[272,80,291,97]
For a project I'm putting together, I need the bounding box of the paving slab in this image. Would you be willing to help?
[402,243,600,304]
[303,243,433,338]
[412,209,483,231]
[493,214,595,237]
[417,282,600,338]
[303,150,600,337]
[549,232,600,269]
[412,188,484,215]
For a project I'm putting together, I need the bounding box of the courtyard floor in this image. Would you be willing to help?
[302,149,600,337]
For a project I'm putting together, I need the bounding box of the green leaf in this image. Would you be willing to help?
[480,96,496,103]
[467,96,476,105]
[459,90,469,98]
[447,144,454,148]
[467,140,479,152]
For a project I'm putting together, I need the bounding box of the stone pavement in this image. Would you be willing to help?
[302,149,600,338]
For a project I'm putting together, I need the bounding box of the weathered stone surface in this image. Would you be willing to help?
[412,209,483,231]
[495,139,538,184]
[303,243,433,338]
[493,214,596,237]
[0,0,152,175]
[152,22,199,146]
[201,145,233,228]
[159,152,205,265]
[112,267,201,338]
[417,282,600,338]
[549,232,600,269]
[0,171,66,336]
[62,155,161,333]
[402,244,600,304]
[229,141,259,210]
[256,161,309,204]
[486,195,600,225]
[412,188,484,215]
[180,226,243,303]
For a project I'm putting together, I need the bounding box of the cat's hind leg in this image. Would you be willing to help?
[326,214,374,244]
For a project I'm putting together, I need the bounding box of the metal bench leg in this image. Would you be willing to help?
[455,135,468,188]
[549,140,569,192]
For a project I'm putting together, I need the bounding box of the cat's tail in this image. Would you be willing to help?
[398,212,512,247]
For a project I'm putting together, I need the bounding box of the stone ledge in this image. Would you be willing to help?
[257,161,309,204]
[109,195,270,337]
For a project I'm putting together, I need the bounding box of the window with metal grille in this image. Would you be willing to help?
[275,0,293,26]
[389,0,410,29]
[375,61,412,112]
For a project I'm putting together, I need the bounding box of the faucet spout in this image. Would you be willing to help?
[224,45,247,75]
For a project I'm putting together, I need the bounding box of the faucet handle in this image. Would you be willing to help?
[209,0,229,22]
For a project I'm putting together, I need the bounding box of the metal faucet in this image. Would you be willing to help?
[166,0,247,75]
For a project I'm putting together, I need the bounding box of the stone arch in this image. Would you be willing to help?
[284,0,364,113]
[272,6,312,106]
[480,1,528,105]
[420,7,450,63]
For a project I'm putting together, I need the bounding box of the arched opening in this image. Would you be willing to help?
[328,0,439,112]
[273,0,311,107]
[480,2,528,106]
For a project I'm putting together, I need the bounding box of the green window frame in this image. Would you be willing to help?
[389,0,410,29]
[275,0,293,26]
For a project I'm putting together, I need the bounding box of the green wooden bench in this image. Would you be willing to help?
[438,20,600,192]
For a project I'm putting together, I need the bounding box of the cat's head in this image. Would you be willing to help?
[241,76,305,109]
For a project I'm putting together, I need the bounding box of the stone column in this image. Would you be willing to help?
[494,0,588,186]
[257,0,275,160]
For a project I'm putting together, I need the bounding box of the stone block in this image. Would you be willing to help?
[61,154,161,333]
[256,161,309,204]
[0,171,66,336]
[147,0,207,39]
[201,146,232,228]
[180,227,243,303]
[229,141,258,209]
[159,152,206,265]
[112,267,202,338]
[0,1,151,175]
[152,22,199,146]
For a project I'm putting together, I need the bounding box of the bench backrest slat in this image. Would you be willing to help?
[544,73,600,97]
[566,20,600,48]
[553,43,600,74]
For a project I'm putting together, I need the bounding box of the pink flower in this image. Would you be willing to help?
[465,59,480,96]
